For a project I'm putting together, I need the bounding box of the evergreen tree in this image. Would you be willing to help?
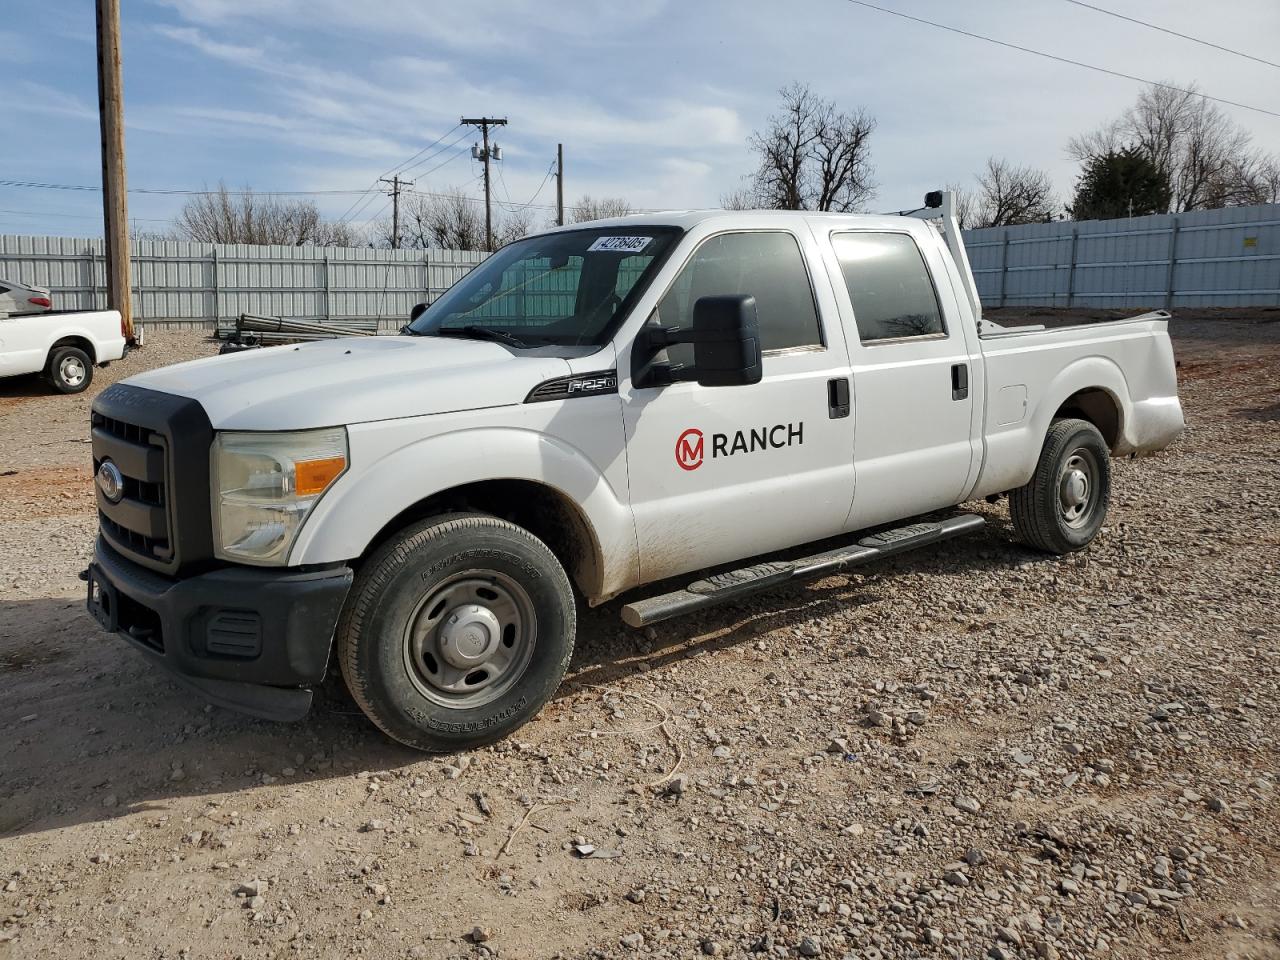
[1070,147,1172,221]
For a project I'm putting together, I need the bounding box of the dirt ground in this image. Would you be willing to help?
[1,311,1277,960]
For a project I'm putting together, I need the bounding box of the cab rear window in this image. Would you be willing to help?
[832,232,945,342]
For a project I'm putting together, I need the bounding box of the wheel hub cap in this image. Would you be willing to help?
[1057,450,1098,527]
[402,573,537,708]
[62,358,85,384]
[438,603,501,668]
[1060,468,1088,508]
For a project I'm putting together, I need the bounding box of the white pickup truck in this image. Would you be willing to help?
[84,194,1183,751]
[0,307,127,393]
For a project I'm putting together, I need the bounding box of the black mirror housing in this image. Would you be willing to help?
[689,294,763,387]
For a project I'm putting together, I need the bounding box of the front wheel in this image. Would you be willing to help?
[336,513,576,752]
[1010,418,1111,554]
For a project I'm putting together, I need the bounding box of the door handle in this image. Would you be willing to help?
[828,377,850,418]
[951,363,969,401]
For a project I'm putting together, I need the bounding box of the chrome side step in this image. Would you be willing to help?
[620,513,986,628]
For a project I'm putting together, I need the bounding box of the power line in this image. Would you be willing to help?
[1060,0,1280,71]
[524,161,558,209]
[333,123,462,225]
[336,135,472,228]
[838,0,1280,120]
[0,179,381,196]
[382,123,463,179]
[397,132,471,179]
[0,177,568,211]
[0,207,173,223]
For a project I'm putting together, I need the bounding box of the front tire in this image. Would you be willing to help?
[1010,418,1111,554]
[336,513,576,752]
[47,346,92,394]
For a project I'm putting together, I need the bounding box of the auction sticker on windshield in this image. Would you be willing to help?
[588,236,652,253]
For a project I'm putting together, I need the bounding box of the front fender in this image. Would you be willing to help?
[288,421,637,598]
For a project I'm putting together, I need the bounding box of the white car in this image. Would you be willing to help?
[0,277,53,316]
[84,193,1183,750]
[0,308,127,393]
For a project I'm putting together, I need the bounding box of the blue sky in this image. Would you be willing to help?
[2,0,1278,238]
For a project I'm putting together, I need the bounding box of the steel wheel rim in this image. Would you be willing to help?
[60,356,85,386]
[1057,447,1099,529]
[402,571,536,708]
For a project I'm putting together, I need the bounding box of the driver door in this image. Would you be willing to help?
[620,228,856,584]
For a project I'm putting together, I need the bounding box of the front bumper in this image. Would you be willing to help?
[85,537,353,721]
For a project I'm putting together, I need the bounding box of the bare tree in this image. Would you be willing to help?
[175,183,358,245]
[494,205,536,246]
[971,158,1057,227]
[1068,83,1266,212]
[745,83,877,212]
[943,181,978,229]
[375,188,534,251]
[570,195,633,223]
[1254,155,1280,204]
[719,186,759,210]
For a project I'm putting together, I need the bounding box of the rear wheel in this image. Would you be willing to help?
[336,513,575,752]
[47,346,92,394]
[1010,418,1111,554]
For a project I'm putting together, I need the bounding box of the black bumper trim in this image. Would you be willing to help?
[87,537,353,721]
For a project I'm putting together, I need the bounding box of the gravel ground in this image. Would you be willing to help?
[0,314,1277,960]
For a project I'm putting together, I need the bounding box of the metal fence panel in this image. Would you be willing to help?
[4,204,1277,323]
[0,236,492,326]
[963,202,1279,308]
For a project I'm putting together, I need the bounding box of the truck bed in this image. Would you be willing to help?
[978,309,1171,339]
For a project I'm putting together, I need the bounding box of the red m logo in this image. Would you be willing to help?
[675,428,704,471]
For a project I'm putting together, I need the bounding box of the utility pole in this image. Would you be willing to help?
[379,174,413,249]
[555,143,565,227]
[96,0,133,341]
[461,116,507,252]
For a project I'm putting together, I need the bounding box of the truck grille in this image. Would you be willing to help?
[90,383,216,575]
[92,412,172,563]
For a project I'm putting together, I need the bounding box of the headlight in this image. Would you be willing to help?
[212,427,348,565]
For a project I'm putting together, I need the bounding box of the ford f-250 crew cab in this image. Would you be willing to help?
[83,193,1183,751]
[1,307,127,393]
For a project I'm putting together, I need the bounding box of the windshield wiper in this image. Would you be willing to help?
[432,325,531,348]
[400,323,426,336]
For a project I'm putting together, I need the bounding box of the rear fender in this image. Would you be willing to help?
[977,356,1133,496]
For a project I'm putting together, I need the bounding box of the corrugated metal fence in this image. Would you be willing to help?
[0,236,488,329]
[964,203,1280,309]
[4,202,1278,323]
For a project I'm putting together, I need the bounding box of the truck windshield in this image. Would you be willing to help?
[406,226,681,347]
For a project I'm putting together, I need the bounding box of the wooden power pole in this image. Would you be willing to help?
[461,117,507,252]
[96,0,133,341]
[380,174,413,249]
[556,143,565,227]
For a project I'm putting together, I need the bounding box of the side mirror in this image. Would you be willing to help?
[639,294,762,388]
[689,294,763,387]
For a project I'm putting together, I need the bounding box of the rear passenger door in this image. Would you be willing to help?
[824,229,980,530]
[620,228,855,584]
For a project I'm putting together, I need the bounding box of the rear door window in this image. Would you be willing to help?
[832,232,945,342]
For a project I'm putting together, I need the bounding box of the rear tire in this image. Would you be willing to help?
[47,346,92,394]
[1010,418,1111,554]
[336,513,576,752]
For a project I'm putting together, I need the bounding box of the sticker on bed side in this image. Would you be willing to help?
[588,236,652,253]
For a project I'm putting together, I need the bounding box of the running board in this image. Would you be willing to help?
[620,514,986,628]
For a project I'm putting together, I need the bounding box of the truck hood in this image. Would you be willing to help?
[124,335,571,430]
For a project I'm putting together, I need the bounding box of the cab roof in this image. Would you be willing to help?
[540,209,932,234]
